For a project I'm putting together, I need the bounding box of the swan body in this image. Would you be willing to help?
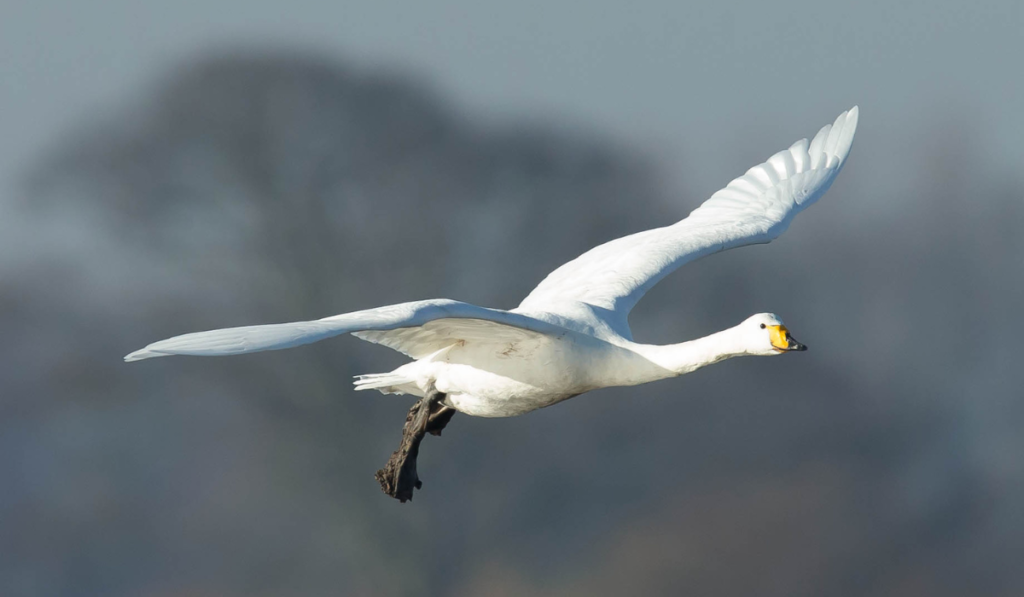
[126,108,858,419]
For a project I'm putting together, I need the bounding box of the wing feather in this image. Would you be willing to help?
[125,299,563,361]
[518,107,859,324]
[353,317,558,359]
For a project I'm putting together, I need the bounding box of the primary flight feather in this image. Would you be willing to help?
[126,107,858,420]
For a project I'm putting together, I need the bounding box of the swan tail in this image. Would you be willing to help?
[353,372,417,395]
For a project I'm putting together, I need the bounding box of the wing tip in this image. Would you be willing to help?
[124,348,165,362]
[817,106,860,168]
[840,105,859,135]
[832,105,860,166]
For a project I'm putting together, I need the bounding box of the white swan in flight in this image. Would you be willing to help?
[126,108,858,420]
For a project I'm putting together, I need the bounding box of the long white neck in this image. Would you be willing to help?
[627,325,749,381]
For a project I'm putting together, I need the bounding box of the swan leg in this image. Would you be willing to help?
[426,404,456,436]
[374,388,453,502]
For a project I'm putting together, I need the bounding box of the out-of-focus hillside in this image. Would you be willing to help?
[1,53,1022,597]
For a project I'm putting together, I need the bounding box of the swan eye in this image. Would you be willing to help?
[759,323,766,329]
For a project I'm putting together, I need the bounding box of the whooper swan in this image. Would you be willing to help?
[126,107,859,500]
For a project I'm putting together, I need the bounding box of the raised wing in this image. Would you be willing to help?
[124,299,564,362]
[518,107,859,324]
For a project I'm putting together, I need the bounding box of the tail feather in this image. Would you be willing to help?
[353,372,415,394]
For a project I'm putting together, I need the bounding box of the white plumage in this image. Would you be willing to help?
[126,107,859,418]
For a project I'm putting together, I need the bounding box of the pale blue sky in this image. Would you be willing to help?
[3,0,1021,205]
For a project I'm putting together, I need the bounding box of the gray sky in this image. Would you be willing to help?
[3,0,1021,205]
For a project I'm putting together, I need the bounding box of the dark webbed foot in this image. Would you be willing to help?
[375,390,453,502]
[426,405,456,436]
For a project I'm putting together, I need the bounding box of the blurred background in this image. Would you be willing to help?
[2,1,1022,596]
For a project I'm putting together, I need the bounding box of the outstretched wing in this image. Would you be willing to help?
[518,107,859,323]
[124,299,563,362]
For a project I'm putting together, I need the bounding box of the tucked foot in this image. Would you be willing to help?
[375,390,452,502]
[426,405,456,436]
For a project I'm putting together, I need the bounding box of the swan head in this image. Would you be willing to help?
[741,313,807,356]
